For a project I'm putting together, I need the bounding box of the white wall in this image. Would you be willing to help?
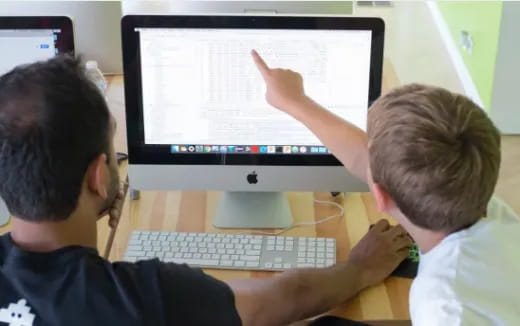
[122,1,353,15]
[489,2,520,134]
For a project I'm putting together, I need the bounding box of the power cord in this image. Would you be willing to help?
[234,198,345,236]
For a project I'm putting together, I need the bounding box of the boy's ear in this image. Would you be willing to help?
[372,183,392,214]
[86,154,108,200]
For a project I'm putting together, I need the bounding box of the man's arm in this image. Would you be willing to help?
[251,50,369,183]
[228,220,412,326]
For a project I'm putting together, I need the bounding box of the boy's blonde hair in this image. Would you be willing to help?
[368,84,501,233]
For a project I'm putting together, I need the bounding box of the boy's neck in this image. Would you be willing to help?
[409,227,447,254]
[397,216,447,254]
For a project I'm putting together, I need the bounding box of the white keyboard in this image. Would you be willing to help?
[123,231,337,271]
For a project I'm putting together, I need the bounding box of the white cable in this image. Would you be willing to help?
[234,198,345,236]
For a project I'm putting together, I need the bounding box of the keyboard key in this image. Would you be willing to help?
[240,255,259,261]
[126,250,145,257]
[264,262,273,268]
[190,259,219,266]
[246,261,259,267]
[234,261,246,267]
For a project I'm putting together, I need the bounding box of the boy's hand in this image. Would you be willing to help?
[347,219,412,288]
[251,49,308,114]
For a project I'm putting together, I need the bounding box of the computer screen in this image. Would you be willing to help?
[138,27,372,155]
[122,16,383,194]
[0,29,61,75]
[0,17,74,76]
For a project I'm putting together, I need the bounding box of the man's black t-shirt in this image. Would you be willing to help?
[0,234,241,326]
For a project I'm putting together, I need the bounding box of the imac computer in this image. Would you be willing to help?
[0,16,74,225]
[121,15,384,228]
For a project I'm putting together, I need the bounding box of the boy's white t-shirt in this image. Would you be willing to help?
[409,196,520,326]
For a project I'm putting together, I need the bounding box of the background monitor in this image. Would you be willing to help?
[0,16,75,226]
[122,15,384,228]
[0,1,123,74]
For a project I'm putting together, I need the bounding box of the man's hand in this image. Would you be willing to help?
[98,186,125,229]
[230,220,412,326]
[347,219,413,289]
[251,49,308,114]
[108,189,125,228]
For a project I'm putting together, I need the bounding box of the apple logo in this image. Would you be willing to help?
[247,171,258,184]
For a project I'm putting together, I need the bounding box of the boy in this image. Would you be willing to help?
[252,49,520,325]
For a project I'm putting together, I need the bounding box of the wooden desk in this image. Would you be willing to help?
[106,59,412,321]
[1,59,412,321]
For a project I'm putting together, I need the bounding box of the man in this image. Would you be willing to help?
[251,50,520,325]
[0,55,411,326]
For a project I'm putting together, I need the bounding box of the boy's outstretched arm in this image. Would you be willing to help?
[251,50,369,183]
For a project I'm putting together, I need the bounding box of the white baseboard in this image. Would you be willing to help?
[427,2,484,108]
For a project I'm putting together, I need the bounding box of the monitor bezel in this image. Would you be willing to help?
[0,16,74,56]
[122,15,384,166]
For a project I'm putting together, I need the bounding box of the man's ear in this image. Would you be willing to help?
[371,183,393,214]
[86,154,108,200]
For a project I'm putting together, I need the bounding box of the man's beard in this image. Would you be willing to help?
[99,164,120,215]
